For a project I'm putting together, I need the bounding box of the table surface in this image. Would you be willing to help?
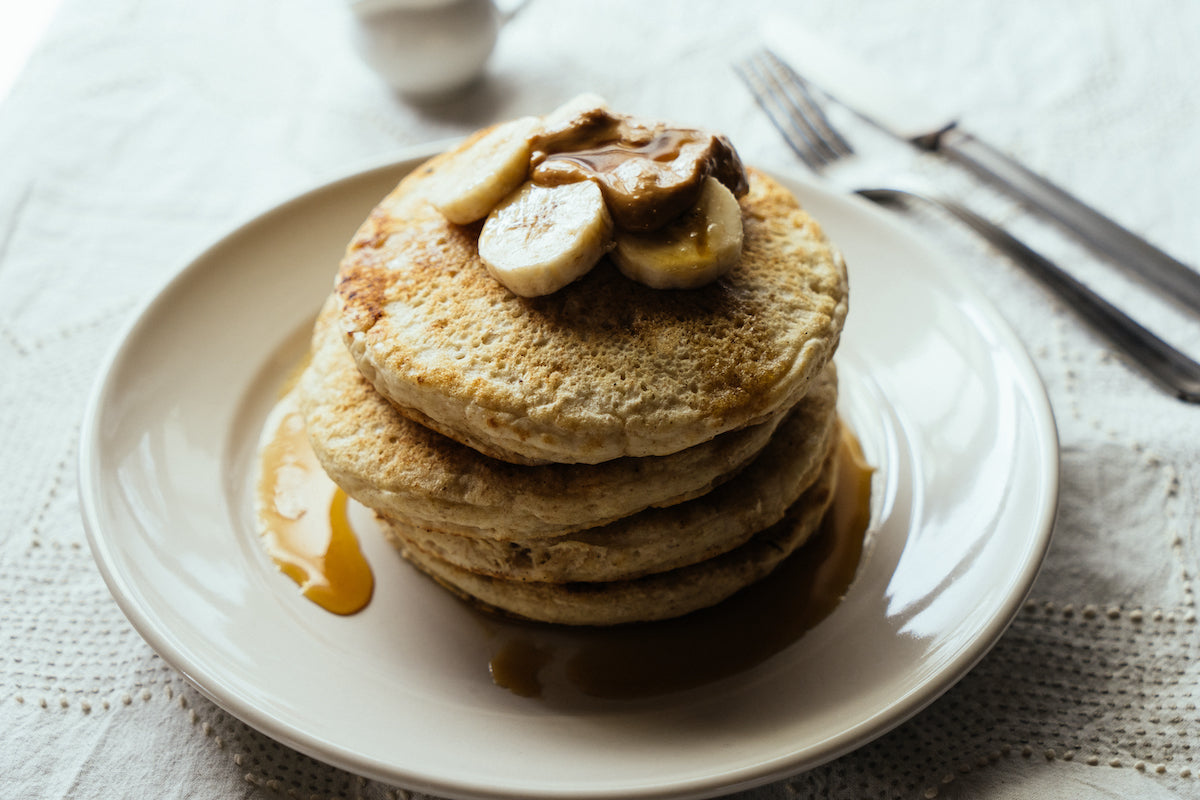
[3,1,1200,799]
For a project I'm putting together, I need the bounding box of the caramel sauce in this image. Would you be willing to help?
[530,108,748,232]
[487,426,873,701]
[540,128,699,175]
[255,392,374,615]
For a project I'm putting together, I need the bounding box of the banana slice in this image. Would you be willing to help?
[611,176,743,289]
[539,93,610,136]
[479,180,614,297]
[428,116,542,225]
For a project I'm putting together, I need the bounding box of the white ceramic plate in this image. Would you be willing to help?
[80,146,1058,800]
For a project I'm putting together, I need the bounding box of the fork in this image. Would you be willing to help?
[735,50,1200,403]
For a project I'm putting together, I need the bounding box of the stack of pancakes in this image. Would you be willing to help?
[298,138,849,626]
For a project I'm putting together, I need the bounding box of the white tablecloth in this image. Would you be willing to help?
[3,1,1200,798]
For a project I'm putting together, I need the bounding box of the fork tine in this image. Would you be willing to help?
[753,53,844,166]
[735,53,826,170]
[760,50,855,160]
[736,50,857,171]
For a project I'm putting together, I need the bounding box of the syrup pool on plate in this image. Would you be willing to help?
[254,390,374,616]
[254,383,872,699]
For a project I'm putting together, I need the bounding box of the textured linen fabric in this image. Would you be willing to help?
[2,1,1199,798]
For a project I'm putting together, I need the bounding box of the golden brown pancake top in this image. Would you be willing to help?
[336,141,848,464]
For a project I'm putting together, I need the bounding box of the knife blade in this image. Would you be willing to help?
[762,15,1200,314]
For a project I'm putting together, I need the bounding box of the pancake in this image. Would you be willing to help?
[386,444,840,626]
[301,296,799,539]
[380,378,838,582]
[335,141,849,465]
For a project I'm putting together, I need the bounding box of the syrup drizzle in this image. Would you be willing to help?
[255,392,374,615]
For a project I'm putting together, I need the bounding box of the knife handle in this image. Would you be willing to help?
[934,127,1200,313]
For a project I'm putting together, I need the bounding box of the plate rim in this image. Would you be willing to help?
[78,145,1059,800]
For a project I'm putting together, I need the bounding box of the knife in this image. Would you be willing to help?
[763,16,1200,313]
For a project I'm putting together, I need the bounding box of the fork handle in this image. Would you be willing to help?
[859,188,1200,402]
[932,128,1200,314]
